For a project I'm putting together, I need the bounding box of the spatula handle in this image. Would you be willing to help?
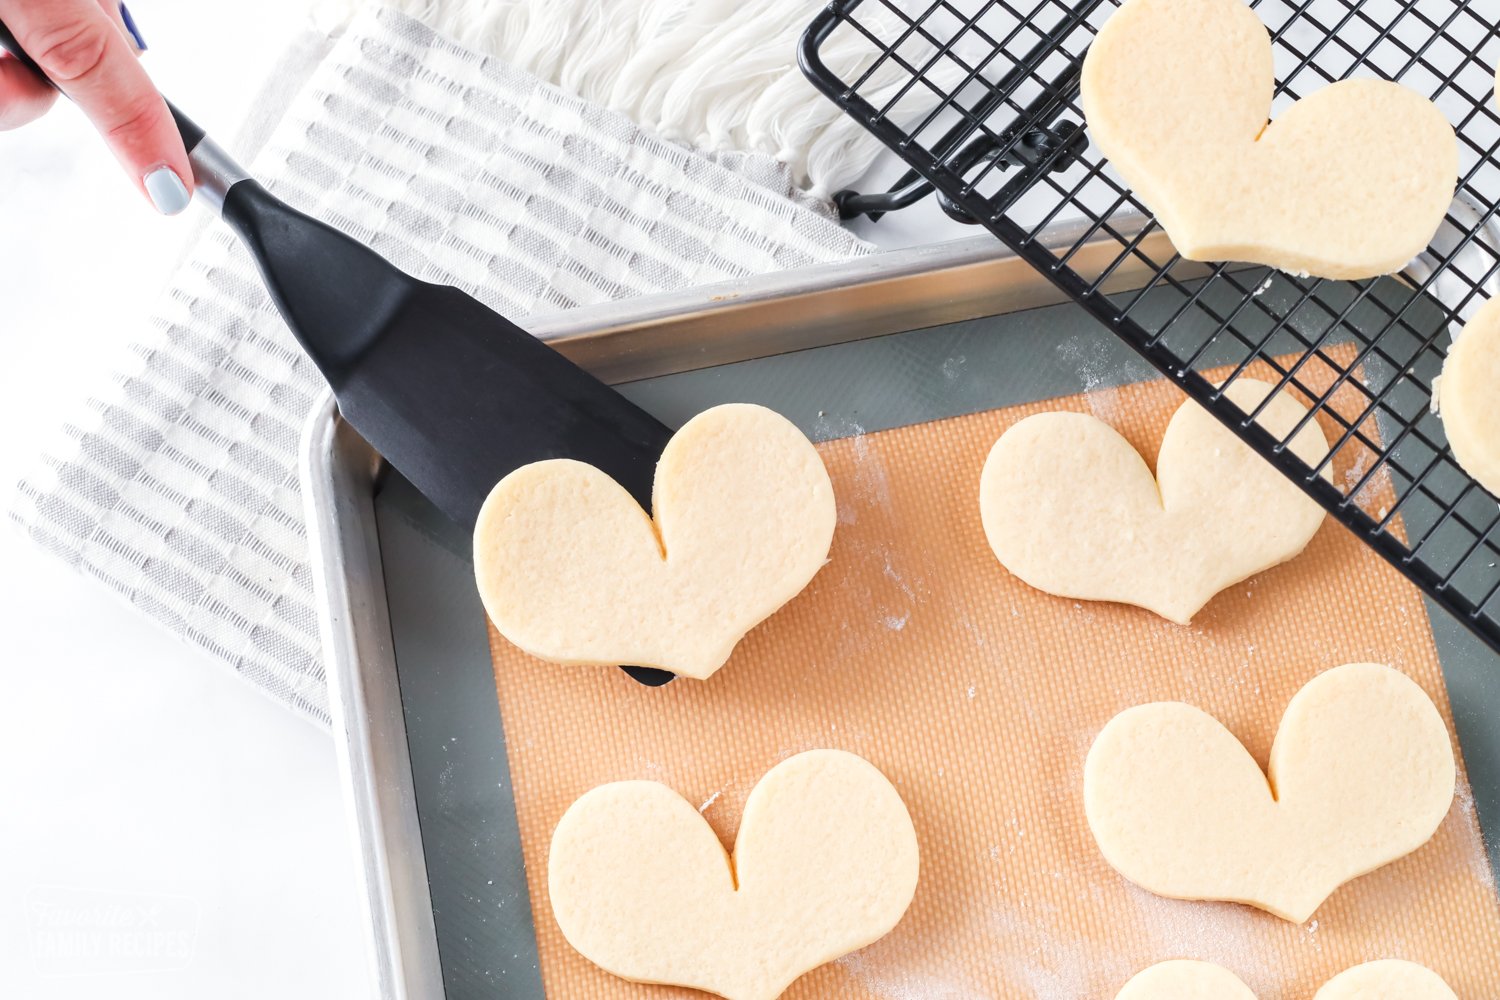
[0,14,255,212]
[0,16,206,153]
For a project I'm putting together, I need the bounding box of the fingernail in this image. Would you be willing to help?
[144,166,190,215]
[119,3,147,51]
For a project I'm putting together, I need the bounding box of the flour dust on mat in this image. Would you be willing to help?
[487,351,1500,998]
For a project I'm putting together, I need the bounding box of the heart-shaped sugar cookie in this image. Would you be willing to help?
[1086,663,1455,923]
[1115,959,1457,999]
[1438,296,1500,497]
[548,750,920,1000]
[979,378,1330,624]
[1115,961,1255,1000]
[473,403,836,679]
[1312,961,1458,1000]
[1081,0,1457,279]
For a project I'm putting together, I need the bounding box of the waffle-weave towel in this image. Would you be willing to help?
[11,6,871,724]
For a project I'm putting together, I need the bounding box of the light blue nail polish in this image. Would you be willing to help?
[144,166,191,215]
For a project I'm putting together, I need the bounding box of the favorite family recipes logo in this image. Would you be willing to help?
[25,886,199,976]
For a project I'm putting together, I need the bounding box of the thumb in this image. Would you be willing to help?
[0,51,58,128]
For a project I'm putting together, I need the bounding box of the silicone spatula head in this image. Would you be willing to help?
[219,181,672,529]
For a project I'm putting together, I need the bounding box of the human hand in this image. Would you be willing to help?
[0,0,192,213]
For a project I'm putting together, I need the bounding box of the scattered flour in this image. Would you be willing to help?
[883,553,923,602]
[836,949,970,1000]
[963,616,987,646]
[1452,779,1498,892]
[1057,334,1126,422]
[1342,448,1371,496]
[987,907,1134,1000]
[814,413,881,525]
[1126,888,1273,988]
[851,429,893,511]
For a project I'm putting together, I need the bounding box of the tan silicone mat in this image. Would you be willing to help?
[486,358,1500,999]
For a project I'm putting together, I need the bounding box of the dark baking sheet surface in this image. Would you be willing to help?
[372,291,1500,999]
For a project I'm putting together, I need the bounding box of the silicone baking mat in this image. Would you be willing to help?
[486,353,1500,998]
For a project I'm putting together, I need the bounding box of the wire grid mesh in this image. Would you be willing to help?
[801,0,1500,653]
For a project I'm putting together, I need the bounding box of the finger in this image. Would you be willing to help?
[0,53,57,129]
[4,0,190,212]
[97,0,144,54]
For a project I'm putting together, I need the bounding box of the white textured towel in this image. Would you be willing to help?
[11,7,872,724]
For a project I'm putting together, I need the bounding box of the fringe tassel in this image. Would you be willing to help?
[314,0,962,202]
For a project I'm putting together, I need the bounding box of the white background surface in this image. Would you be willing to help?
[0,3,962,997]
[0,2,373,996]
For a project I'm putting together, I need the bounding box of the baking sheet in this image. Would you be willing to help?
[487,350,1500,998]
[368,285,1500,998]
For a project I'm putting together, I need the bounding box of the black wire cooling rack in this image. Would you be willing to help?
[800,0,1500,654]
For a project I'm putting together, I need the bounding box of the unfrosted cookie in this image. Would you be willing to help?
[979,378,1329,624]
[1316,961,1458,1000]
[1081,0,1456,279]
[1437,297,1500,497]
[548,750,920,1000]
[1114,961,1256,1000]
[473,403,835,679]
[1114,959,1456,999]
[1086,663,1455,923]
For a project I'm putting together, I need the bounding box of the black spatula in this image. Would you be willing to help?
[1,20,675,686]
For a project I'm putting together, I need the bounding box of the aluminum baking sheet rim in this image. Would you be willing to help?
[300,226,1174,1000]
